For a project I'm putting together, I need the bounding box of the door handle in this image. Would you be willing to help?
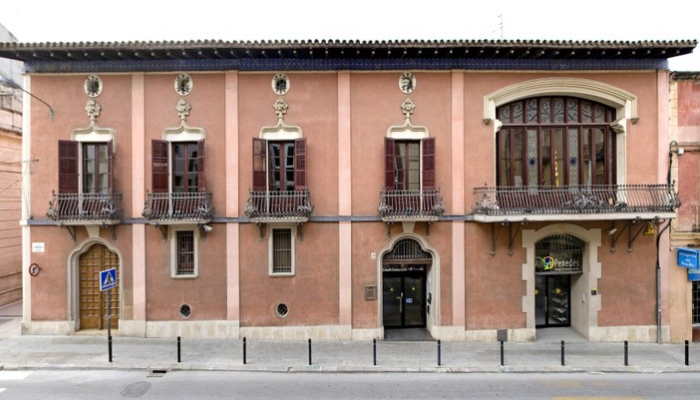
[399,292,404,313]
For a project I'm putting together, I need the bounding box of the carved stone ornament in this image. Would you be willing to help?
[272,73,290,95]
[610,121,625,134]
[274,98,289,120]
[85,99,102,122]
[401,98,416,119]
[175,73,193,96]
[84,75,102,98]
[176,99,191,121]
[399,72,416,94]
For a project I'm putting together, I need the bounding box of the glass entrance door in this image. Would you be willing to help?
[382,268,426,328]
[535,275,570,328]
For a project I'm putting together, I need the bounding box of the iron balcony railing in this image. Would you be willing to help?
[245,189,314,220]
[378,189,445,220]
[473,184,680,216]
[47,191,124,223]
[142,192,214,222]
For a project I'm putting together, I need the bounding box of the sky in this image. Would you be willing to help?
[1,0,698,70]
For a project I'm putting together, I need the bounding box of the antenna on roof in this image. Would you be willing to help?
[498,14,504,39]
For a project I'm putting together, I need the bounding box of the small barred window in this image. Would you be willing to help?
[272,228,293,274]
[176,230,195,276]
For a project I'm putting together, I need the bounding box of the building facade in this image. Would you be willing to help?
[0,39,695,342]
[669,71,700,341]
[0,22,23,308]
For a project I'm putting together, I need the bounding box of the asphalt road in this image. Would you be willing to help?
[0,371,697,399]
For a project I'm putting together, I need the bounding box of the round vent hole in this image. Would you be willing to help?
[276,303,289,318]
[179,304,192,319]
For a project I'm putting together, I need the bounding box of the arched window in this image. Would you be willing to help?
[496,97,616,187]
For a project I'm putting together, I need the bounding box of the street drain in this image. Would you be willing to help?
[147,369,168,378]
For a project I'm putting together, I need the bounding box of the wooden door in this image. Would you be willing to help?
[79,244,119,330]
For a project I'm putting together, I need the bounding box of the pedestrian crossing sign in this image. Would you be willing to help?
[100,268,117,291]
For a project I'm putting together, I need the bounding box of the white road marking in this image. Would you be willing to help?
[0,389,5,393]
[0,371,33,380]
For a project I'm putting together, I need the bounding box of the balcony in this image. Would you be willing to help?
[245,189,313,224]
[142,192,214,225]
[47,192,123,225]
[473,184,680,222]
[378,189,445,222]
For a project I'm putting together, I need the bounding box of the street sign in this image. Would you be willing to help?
[100,268,117,291]
[678,248,700,269]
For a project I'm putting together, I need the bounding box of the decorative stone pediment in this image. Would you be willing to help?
[72,97,116,149]
[259,98,302,140]
[163,98,205,141]
[386,98,428,139]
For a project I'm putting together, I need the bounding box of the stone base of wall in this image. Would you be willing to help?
[241,325,352,341]
[22,321,74,335]
[588,325,670,342]
[351,328,382,341]
[145,321,240,339]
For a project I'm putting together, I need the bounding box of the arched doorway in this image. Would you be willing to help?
[382,238,432,329]
[535,234,585,328]
[79,244,120,330]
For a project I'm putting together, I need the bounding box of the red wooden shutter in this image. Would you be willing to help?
[107,140,114,193]
[384,138,395,190]
[58,140,79,194]
[152,139,169,193]
[197,139,206,192]
[294,138,307,190]
[252,138,267,191]
[422,137,436,190]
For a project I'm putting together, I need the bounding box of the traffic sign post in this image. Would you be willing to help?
[100,268,117,362]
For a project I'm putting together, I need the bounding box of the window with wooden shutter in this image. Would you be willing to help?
[422,137,435,190]
[152,139,169,193]
[294,138,306,190]
[58,140,79,194]
[252,138,267,191]
[197,139,206,192]
[384,138,395,190]
[107,140,114,193]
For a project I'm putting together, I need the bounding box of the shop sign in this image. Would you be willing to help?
[677,248,700,269]
[689,268,700,282]
[382,265,425,273]
[535,255,582,274]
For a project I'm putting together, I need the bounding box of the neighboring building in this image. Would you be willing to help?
[0,39,695,342]
[669,71,700,341]
[0,22,22,308]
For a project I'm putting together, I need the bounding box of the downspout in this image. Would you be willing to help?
[657,141,680,343]
[656,219,671,344]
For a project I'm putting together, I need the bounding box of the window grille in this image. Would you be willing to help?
[272,228,293,274]
[383,238,431,262]
[176,230,195,275]
[535,234,585,256]
[693,281,700,325]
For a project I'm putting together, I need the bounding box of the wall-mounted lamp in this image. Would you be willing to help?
[0,75,55,119]
[607,228,617,236]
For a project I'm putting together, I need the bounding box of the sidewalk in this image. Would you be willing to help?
[2,303,699,373]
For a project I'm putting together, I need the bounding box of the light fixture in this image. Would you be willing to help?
[0,75,55,119]
[607,228,617,236]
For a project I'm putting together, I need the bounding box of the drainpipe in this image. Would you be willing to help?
[656,219,671,344]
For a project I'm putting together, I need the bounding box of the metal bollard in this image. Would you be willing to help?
[561,340,565,366]
[177,336,181,363]
[624,340,628,366]
[308,339,312,366]
[437,340,442,366]
[373,339,377,366]
[243,337,247,365]
[686,340,690,366]
[500,341,504,366]
[108,335,113,363]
